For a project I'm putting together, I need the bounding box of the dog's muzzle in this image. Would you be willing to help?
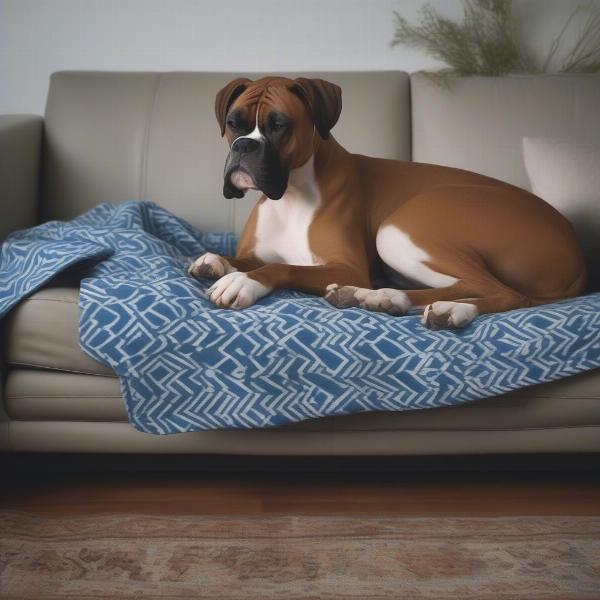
[223,136,288,200]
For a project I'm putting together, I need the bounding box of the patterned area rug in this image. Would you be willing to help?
[1,511,599,599]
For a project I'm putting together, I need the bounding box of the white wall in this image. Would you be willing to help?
[0,0,595,115]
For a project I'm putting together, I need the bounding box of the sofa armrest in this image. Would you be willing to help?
[0,115,43,241]
[0,115,41,434]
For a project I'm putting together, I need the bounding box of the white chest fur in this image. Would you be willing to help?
[254,156,322,266]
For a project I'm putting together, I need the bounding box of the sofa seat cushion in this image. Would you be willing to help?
[4,285,113,376]
[5,367,600,431]
[4,285,600,432]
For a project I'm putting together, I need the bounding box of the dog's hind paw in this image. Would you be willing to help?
[324,284,361,309]
[354,288,411,316]
[422,301,478,330]
[325,285,410,316]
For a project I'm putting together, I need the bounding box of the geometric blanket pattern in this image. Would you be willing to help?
[1,200,600,434]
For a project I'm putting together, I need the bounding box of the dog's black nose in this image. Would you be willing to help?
[232,137,260,154]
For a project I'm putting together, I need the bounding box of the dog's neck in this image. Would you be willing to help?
[286,154,317,193]
[283,134,345,197]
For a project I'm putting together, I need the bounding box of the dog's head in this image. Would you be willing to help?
[215,76,342,200]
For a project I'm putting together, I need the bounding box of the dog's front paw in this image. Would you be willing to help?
[207,272,272,309]
[188,253,234,280]
[325,285,410,316]
[422,301,478,330]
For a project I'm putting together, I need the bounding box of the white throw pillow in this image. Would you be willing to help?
[523,137,600,292]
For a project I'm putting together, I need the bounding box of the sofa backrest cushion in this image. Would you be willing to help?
[411,73,600,191]
[41,71,410,232]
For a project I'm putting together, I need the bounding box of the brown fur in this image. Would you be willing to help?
[200,77,587,327]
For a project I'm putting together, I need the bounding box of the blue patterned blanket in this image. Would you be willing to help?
[2,201,599,434]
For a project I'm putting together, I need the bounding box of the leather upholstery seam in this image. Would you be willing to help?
[328,425,600,432]
[4,371,597,402]
[139,73,161,200]
[16,297,78,304]
[7,395,122,399]
[8,361,116,377]
[9,418,127,424]
[5,420,600,432]
[5,363,600,401]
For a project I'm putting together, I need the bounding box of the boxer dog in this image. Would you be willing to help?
[189,76,587,329]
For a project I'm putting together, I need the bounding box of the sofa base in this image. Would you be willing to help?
[3,451,600,478]
[4,420,600,455]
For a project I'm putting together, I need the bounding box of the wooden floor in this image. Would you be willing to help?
[1,453,599,517]
[2,473,600,517]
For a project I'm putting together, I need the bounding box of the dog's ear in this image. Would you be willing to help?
[288,78,342,140]
[215,78,252,137]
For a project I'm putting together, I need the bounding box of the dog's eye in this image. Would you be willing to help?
[272,122,287,131]
[226,119,237,129]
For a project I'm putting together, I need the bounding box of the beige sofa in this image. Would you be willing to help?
[1,71,600,455]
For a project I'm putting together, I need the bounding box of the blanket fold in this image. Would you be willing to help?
[2,200,599,434]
